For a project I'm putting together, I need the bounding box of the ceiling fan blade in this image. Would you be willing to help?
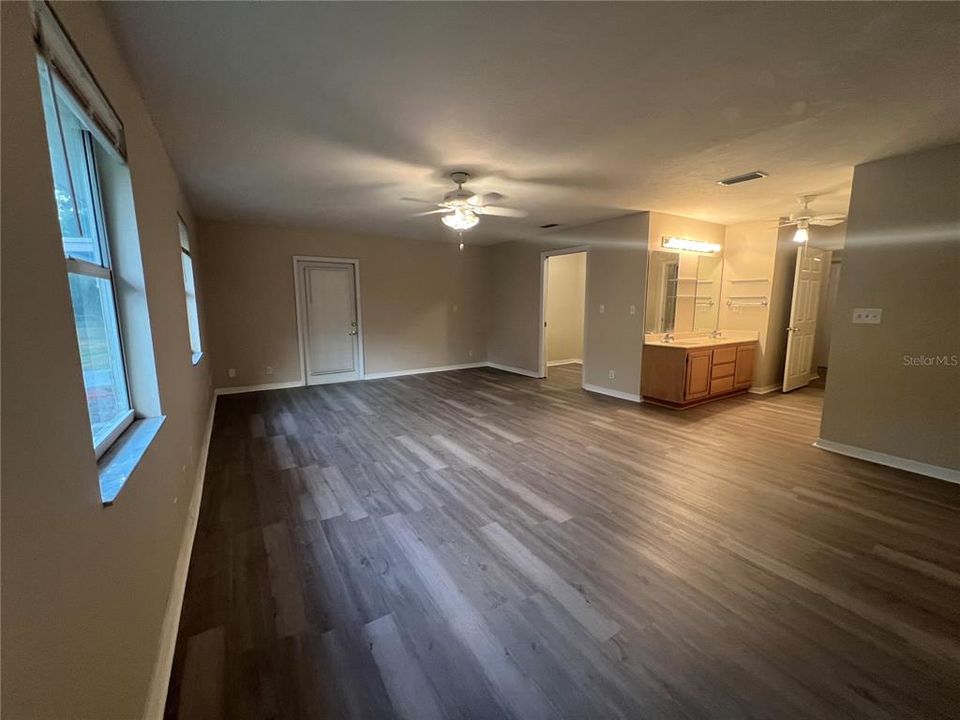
[476,205,528,218]
[412,208,449,216]
[811,218,846,227]
[469,192,505,205]
[778,221,797,228]
[400,197,438,205]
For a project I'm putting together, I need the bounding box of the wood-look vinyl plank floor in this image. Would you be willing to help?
[165,364,960,720]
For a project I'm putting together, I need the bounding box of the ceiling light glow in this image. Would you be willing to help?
[793,226,809,244]
[442,207,480,231]
[662,236,721,254]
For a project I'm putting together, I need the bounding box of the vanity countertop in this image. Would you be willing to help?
[644,333,759,349]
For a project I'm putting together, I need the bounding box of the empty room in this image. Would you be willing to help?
[3,2,959,719]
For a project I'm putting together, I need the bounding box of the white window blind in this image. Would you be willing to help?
[30,0,126,159]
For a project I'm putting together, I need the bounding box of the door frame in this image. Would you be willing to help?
[539,246,591,379]
[292,255,365,386]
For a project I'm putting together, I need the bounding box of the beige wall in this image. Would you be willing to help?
[718,221,783,388]
[487,239,545,372]
[487,213,650,396]
[546,252,586,363]
[199,219,490,387]
[1,2,213,718]
[820,144,960,470]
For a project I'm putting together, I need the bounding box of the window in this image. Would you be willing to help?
[38,59,133,457]
[178,218,203,363]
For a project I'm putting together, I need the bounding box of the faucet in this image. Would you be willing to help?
[663,333,675,343]
[710,330,723,339]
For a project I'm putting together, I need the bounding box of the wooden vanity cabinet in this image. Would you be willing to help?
[642,341,757,408]
[684,351,712,400]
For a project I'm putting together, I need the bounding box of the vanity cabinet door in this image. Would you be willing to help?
[734,344,756,388]
[685,350,712,400]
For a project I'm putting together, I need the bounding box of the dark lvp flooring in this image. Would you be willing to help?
[166,364,960,720]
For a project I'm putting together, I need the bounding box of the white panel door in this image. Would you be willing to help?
[783,246,827,392]
[299,262,361,385]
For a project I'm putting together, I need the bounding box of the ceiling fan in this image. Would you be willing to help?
[780,195,846,243]
[402,172,528,235]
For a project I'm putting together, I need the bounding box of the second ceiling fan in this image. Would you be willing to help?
[780,195,846,244]
[403,172,528,232]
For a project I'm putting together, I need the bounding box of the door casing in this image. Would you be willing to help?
[293,256,364,386]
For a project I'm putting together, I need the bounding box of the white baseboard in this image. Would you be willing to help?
[214,361,559,393]
[814,438,960,484]
[215,379,303,396]
[364,362,486,380]
[142,394,217,720]
[547,358,583,367]
[486,362,542,378]
[582,383,642,403]
[748,383,782,395]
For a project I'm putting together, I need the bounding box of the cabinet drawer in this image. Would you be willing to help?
[710,375,735,394]
[713,346,737,365]
[712,361,735,379]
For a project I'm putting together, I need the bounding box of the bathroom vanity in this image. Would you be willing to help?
[642,236,768,408]
[642,337,757,407]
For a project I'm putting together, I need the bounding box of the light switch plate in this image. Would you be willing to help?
[852,308,882,324]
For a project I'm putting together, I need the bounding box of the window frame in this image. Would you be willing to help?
[177,216,203,364]
[41,57,135,458]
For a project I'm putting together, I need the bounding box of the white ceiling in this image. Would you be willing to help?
[105,2,960,244]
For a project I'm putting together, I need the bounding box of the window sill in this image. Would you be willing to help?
[98,416,165,505]
[191,351,204,366]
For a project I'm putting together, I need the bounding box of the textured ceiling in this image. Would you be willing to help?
[105,2,960,243]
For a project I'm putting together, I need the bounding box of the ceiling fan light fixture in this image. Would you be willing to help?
[793,224,809,244]
[441,207,480,231]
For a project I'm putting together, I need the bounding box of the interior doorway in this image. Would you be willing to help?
[783,245,828,392]
[294,256,364,385]
[539,248,588,380]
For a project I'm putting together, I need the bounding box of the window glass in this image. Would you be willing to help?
[178,220,203,358]
[39,58,132,454]
[68,273,131,445]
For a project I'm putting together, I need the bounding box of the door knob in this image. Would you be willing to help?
[348,330,358,336]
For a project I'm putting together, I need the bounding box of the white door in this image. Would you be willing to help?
[783,246,827,391]
[297,261,361,385]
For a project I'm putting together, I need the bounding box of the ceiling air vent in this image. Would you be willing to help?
[717,171,768,186]
[539,223,560,229]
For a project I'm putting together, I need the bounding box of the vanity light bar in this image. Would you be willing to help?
[662,236,722,254]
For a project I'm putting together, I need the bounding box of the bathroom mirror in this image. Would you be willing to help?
[692,255,722,331]
[645,250,723,334]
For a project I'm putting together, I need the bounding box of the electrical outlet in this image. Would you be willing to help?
[629,304,636,315]
[852,308,882,325]
[608,370,615,379]
[228,368,237,378]
[266,365,273,375]
[599,304,605,314]
[468,348,474,358]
